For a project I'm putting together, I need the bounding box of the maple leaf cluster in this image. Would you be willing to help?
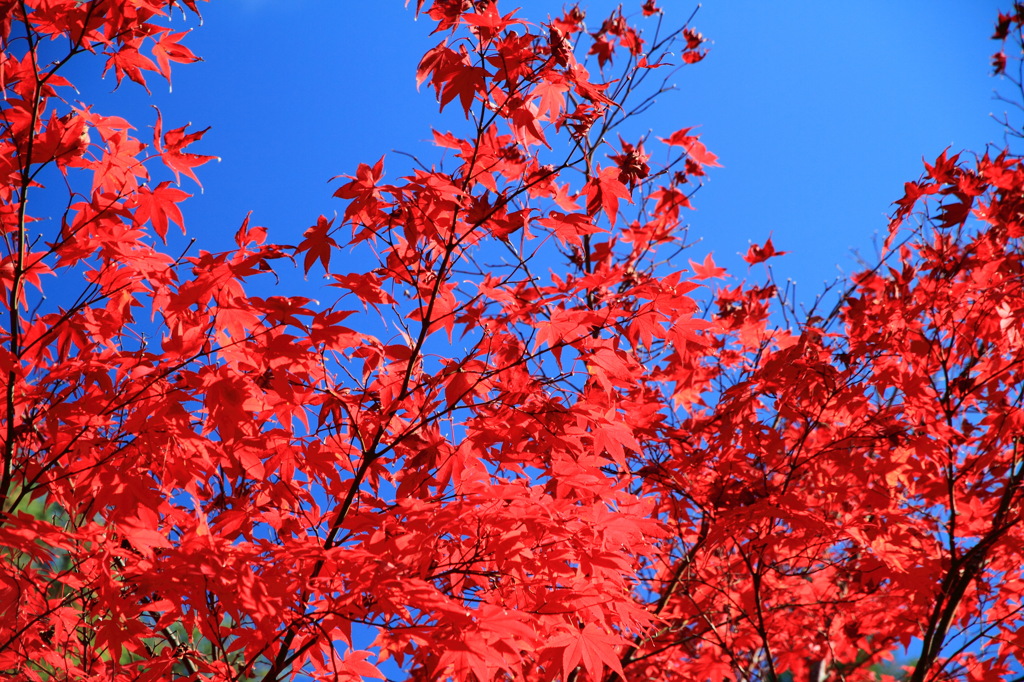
[3,1,1024,681]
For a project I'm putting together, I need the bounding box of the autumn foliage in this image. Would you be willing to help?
[3,1,1024,680]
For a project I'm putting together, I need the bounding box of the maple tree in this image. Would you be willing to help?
[3,0,1024,680]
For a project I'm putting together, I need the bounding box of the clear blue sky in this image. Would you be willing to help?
[66,0,1010,304]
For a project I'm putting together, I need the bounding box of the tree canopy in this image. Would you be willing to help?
[3,1,1024,680]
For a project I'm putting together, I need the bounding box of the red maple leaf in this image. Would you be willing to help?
[549,624,627,680]
[130,181,190,241]
[689,252,728,280]
[584,166,632,225]
[152,108,219,187]
[743,236,788,264]
[297,215,339,275]
[151,29,201,86]
[660,126,720,168]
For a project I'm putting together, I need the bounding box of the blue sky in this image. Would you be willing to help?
[682,1,1008,297]
[62,0,1013,312]
[119,0,1015,307]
